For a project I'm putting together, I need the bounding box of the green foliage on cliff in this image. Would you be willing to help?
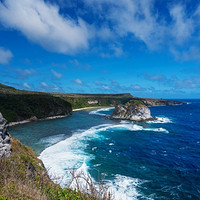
[54,93,133,109]
[0,94,72,122]
[0,138,108,200]
[129,99,145,107]
[0,83,185,122]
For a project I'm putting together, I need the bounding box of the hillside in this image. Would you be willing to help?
[0,83,185,122]
[0,112,111,200]
[0,137,108,200]
[0,84,72,122]
[51,92,134,109]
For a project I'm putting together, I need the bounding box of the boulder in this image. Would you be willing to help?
[0,112,11,159]
[111,100,152,122]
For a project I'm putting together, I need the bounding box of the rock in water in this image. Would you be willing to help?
[111,100,152,121]
[0,112,11,159]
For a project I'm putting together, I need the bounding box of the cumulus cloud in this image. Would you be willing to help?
[170,4,194,44]
[131,85,146,91]
[73,79,83,85]
[100,44,124,58]
[143,73,167,82]
[51,69,63,79]
[6,67,37,79]
[0,47,13,64]
[41,81,48,87]
[0,0,90,54]
[0,0,200,60]
[171,46,200,62]
[70,59,80,66]
[84,0,200,60]
[23,82,31,89]
[173,76,200,89]
[94,81,110,90]
[102,85,110,90]
[142,72,200,89]
[85,0,166,50]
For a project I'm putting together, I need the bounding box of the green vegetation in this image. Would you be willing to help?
[0,94,72,122]
[0,83,185,122]
[129,99,145,107]
[52,93,133,109]
[0,83,134,122]
[0,138,111,200]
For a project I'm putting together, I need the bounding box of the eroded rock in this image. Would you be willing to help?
[111,100,153,122]
[0,112,11,159]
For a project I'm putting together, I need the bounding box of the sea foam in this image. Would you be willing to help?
[39,124,114,186]
[39,122,169,185]
[38,134,66,147]
[39,121,168,196]
[106,174,150,200]
[89,107,114,116]
[148,117,173,124]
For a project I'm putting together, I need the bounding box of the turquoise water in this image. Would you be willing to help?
[9,102,200,199]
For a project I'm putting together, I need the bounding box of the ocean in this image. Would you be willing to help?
[9,100,200,200]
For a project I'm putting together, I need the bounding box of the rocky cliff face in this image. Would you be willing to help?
[0,112,11,159]
[139,99,186,106]
[111,101,152,121]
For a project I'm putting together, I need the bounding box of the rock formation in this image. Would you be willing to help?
[111,100,153,121]
[0,112,11,159]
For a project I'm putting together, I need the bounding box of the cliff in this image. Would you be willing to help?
[133,97,186,106]
[52,93,133,109]
[0,138,101,199]
[0,112,11,159]
[0,83,186,123]
[0,112,106,200]
[0,93,72,123]
[111,100,153,122]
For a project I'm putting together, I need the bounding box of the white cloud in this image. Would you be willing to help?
[0,47,13,64]
[102,85,110,90]
[84,0,200,59]
[170,5,194,44]
[23,82,31,89]
[6,67,37,79]
[143,73,167,82]
[70,59,80,66]
[73,79,83,85]
[131,85,146,91]
[0,0,90,54]
[85,0,166,50]
[41,81,48,87]
[51,69,63,79]
[173,76,200,89]
[171,46,200,61]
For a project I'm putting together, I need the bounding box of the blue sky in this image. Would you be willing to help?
[0,0,200,98]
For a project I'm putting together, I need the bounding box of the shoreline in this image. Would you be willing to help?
[8,106,107,127]
[72,106,107,111]
[8,114,68,127]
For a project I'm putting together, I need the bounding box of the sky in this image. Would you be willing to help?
[0,0,200,99]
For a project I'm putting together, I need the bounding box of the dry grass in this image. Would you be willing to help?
[0,137,113,200]
[68,169,113,200]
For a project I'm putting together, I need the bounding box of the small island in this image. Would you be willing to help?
[110,100,153,122]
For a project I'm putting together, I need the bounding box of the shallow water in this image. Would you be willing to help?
[9,100,200,199]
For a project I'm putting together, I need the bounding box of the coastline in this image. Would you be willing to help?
[72,106,106,111]
[8,114,68,127]
[8,106,105,127]
[8,102,185,127]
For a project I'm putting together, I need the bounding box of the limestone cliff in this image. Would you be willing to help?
[111,100,152,121]
[0,112,11,159]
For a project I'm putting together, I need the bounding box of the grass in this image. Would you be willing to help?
[0,137,112,200]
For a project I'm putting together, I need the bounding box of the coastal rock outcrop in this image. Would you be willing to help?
[111,100,152,121]
[0,112,11,159]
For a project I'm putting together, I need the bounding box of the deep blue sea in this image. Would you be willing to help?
[9,100,200,200]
